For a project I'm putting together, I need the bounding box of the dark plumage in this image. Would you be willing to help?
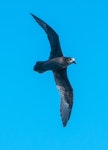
[30,13,76,127]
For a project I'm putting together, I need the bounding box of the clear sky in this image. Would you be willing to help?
[0,0,108,150]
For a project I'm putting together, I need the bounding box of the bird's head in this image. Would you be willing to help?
[64,57,76,65]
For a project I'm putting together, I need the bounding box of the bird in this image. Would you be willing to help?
[30,13,76,127]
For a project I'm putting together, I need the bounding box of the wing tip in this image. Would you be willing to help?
[60,104,72,127]
[61,115,69,127]
[29,12,40,21]
[62,121,67,127]
[29,12,34,17]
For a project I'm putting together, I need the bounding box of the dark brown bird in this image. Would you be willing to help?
[30,13,76,127]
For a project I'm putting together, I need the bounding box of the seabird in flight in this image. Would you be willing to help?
[30,13,76,127]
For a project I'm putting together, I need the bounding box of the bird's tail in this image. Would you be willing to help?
[34,61,48,73]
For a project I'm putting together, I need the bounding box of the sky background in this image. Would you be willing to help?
[0,0,108,150]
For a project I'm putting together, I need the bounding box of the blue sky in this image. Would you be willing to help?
[0,0,108,149]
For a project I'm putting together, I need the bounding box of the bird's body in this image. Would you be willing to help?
[34,57,73,73]
[30,13,76,127]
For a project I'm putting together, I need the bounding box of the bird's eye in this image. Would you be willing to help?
[68,58,72,61]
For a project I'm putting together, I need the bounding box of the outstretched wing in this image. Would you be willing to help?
[30,13,63,59]
[53,69,73,127]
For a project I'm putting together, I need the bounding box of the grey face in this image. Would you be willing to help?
[65,57,76,65]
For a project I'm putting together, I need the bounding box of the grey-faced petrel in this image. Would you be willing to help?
[30,13,76,127]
